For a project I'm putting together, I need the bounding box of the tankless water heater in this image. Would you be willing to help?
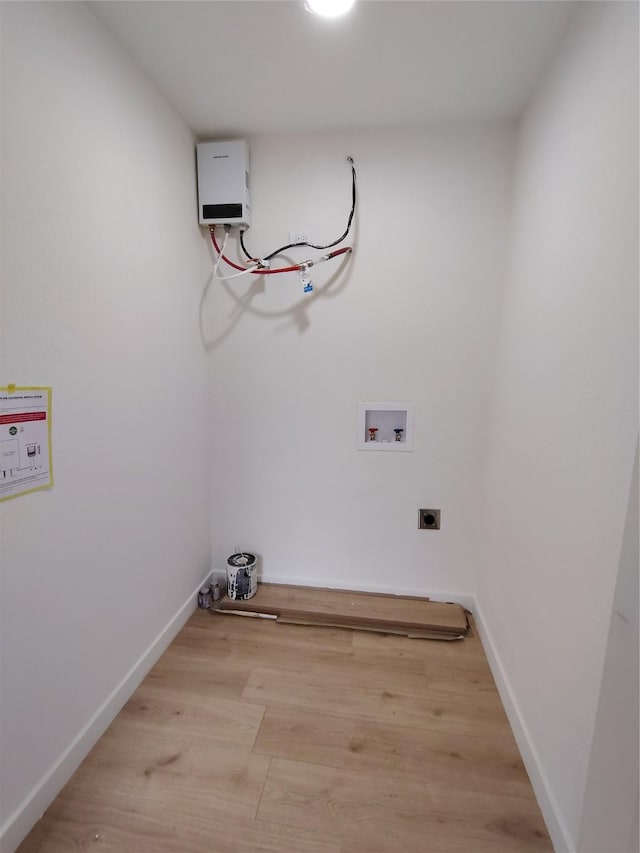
[196,139,251,228]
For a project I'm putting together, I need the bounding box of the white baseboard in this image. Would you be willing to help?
[472,597,574,853]
[0,573,210,853]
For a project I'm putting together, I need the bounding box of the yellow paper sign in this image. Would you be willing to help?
[0,386,53,501]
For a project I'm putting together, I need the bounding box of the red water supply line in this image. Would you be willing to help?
[209,227,351,275]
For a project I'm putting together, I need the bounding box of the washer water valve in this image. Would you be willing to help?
[299,265,313,293]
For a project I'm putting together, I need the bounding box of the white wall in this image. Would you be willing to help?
[3,3,636,851]
[0,3,211,849]
[577,444,638,853]
[477,3,638,850]
[203,125,514,601]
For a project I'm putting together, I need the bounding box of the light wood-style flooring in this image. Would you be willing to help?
[18,609,552,852]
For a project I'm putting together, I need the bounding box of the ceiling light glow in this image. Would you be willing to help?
[305,0,356,18]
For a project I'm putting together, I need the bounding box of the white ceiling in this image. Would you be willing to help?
[91,0,575,138]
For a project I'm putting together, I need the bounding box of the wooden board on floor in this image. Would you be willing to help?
[277,617,465,640]
[218,583,468,638]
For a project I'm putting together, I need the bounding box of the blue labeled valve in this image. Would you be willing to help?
[299,266,313,293]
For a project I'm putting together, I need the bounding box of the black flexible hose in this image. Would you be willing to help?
[240,157,357,262]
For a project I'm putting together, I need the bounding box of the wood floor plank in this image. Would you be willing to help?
[257,758,551,853]
[18,784,342,853]
[143,648,252,701]
[263,634,428,685]
[243,666,508,736]
[185,608,354,653]
[350,635,498,693]
[253,705,528,793]
[352,623,488,662]
[67,721,271,821]
[120,684,266,747]
[200,621,365,676]
[229,638,427,683]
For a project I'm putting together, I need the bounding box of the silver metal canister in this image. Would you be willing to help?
[198,586,212,609]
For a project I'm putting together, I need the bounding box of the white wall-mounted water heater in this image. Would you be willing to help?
[196,139,250,229]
